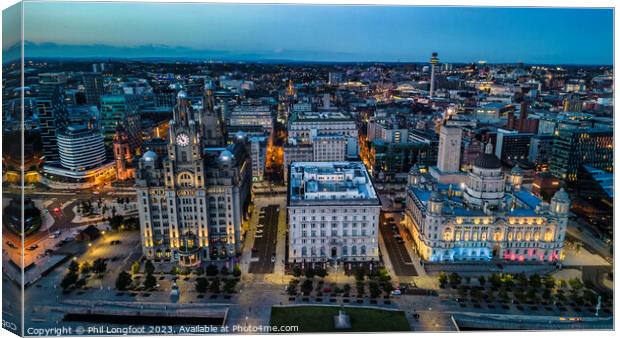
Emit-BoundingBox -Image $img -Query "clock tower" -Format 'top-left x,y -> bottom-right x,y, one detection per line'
163,90 -> 210,265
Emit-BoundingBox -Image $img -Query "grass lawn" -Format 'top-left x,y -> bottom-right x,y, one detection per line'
270,306 -> 410,332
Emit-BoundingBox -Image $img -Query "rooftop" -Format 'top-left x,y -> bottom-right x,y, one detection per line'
289,162 -> 379,206
289,111 -> 354,123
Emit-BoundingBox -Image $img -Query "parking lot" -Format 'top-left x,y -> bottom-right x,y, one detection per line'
249,205 -> 279,274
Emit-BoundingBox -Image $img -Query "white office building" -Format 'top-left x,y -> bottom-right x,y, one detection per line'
287,162 -> 381,263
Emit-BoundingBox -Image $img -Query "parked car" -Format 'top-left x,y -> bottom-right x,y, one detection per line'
26,244 -> 38,251
5,241 -> 16,248
256,229 -> 264,234
390,289 -> 402,296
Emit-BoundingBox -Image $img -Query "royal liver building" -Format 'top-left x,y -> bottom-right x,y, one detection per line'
136,88 -> 251,266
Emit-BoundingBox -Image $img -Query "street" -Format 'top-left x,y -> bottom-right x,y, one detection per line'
249,205 -> 280,274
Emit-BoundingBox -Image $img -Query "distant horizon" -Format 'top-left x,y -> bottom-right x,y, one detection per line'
2,41 -> 613,67
2,4 -> 614,65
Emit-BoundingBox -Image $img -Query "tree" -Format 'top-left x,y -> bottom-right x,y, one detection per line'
195,278 -> 208,293
220,266 -> 229,275
109,215 -> 124,230
292,266 -> 302,277
568,278 -> 584,291
232,265 -> 241,277
68,260 -> 80,274
449,272 -> 461,287
209,278 -> 221,293
478,275 -> 486,287
315,267 -> 327,278
343,284 -> 351,295
304,268 -> 316,279
529,274 -> 542,289
438,272 -> 448,288
489,273 -> 502,289
115,271 -> 132,291
60,272 -> 78,290
144,273 -> 157,290
543,275 -> 556,290
92,258 -> 107,274
516,273 -> 528,289
131,261 -> 140,276
223,279 -> 237,293
144,260 -> 155,275
80,262 -> 93,274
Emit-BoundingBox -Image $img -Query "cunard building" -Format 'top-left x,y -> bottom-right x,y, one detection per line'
136,88 -> 251,266
404,142 -> 569,263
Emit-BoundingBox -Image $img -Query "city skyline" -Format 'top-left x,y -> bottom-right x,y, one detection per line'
2,3 -> 614,65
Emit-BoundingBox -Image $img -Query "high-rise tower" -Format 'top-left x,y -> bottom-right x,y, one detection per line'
429,52 -> 439,98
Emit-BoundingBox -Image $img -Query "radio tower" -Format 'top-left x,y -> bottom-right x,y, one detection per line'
429,52 -> 439,98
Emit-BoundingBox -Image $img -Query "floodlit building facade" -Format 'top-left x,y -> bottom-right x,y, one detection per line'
404,145 -> 569,263
136,89 -> 251,266
287,162 -> 381,264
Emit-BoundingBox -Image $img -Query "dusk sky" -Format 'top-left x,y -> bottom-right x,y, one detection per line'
8,3 -> 614,64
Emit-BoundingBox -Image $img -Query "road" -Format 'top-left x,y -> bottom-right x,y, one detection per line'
249,205 -> 279,274
566,220 -> 612,263
379,218 -> 417,277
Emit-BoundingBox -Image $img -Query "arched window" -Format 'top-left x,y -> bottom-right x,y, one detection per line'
342,246 -> 348,255
311,247 -> 317,256
301,246 -> 307,256
443,227 -> 453,241
320,246 -> 326,256
544,229 -> 553,242
351,246 -> 357,255
361,245 -> 366,255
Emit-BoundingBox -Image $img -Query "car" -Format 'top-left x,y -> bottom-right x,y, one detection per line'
271,256 -> 276,263
26,245 -> 38,251
255,234 -> 263,239
44,249 -> 54,255
257,224 -> 264,228
49,234 -> 58,239
53,230 -> 61,235
5,241 -> 16,248
256,229 -> 264,234
390,289 -> 402,296
396,238 -> 404,244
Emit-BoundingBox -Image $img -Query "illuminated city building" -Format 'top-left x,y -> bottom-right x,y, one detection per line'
42,123 -> 115,189
113,125 -> 136,181
136,91 -> 251,266
403,144 -> 569,263
287,162 -> 381,264
549,127 -> 613,182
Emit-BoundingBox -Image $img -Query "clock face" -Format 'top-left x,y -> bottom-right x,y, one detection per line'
176,133 -> 190,147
